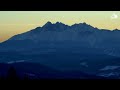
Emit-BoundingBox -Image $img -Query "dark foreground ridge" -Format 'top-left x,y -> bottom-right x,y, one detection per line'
0,62 -> 109,80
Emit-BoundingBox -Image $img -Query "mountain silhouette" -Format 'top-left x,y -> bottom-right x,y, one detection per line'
0,21 -> 120,57
1,21 -> 120,78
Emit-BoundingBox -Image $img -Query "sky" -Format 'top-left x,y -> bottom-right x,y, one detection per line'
0,11 -> 120,42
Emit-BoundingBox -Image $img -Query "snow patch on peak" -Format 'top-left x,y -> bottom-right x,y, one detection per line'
7,60 -> 25,64
98,72 -> 119,77
80,62 -> 88,67
100,66 -> 120,71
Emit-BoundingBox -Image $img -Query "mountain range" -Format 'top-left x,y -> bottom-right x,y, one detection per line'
1,21 -> 120,54
1,21 -> 120,79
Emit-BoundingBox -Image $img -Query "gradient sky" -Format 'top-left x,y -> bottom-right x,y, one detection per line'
0,11 -> 120,42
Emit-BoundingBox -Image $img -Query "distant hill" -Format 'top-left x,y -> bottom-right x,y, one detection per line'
0,62 -> 107,79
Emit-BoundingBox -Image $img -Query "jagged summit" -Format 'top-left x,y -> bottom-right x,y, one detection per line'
71,22 -> 93,27
43,21 -> 52,26
113,28 -> 119,31
41,21 -> 96,31
55,22 -> 62,24
43,21 -> 92,27
43,21 -> 68,27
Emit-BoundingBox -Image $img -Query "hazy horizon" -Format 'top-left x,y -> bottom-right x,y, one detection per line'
0,11 -> 120,42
